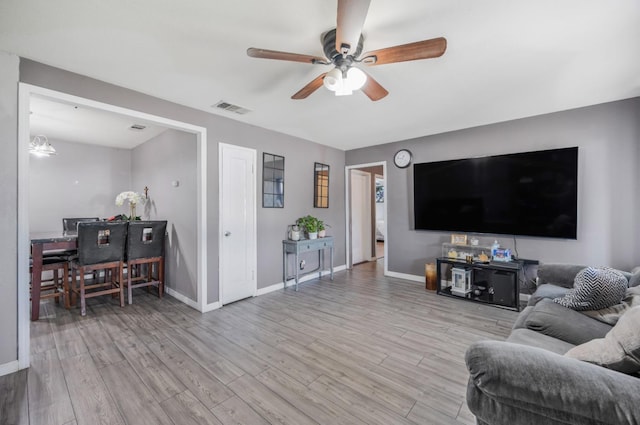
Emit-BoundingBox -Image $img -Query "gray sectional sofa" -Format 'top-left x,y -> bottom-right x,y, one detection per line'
465,263 -> 640,425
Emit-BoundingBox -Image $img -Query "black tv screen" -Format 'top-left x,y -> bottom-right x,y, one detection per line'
413,147 -> 578,239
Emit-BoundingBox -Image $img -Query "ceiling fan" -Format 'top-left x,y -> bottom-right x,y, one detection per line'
247,0 -> 446,101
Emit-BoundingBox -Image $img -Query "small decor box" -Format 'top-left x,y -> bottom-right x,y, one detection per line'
451,267 -> 472,296
492,248 -> 512,262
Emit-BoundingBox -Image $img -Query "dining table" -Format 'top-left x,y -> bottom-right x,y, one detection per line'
30,231 -> 77,321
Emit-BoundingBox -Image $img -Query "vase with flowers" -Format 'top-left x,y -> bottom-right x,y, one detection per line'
115,191 -> 145,221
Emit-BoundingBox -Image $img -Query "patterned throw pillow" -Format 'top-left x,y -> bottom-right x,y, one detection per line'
554,267 -> 627,311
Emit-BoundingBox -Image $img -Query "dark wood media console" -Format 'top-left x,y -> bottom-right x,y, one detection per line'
436,257 -> 538,311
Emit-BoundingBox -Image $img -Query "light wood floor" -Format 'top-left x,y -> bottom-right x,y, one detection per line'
2,260 -> 517,425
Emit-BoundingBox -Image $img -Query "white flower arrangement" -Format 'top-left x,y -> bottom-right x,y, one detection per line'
115,191 -> 144,206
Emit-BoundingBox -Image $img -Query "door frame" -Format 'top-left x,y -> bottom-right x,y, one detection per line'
17,83 -> 209,369
344,161 -> 388,273
218,142 -> 257,306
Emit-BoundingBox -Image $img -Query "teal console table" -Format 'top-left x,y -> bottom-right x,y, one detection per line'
282,237 -> 334,291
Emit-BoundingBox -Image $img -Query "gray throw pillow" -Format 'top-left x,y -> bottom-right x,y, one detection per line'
554,267 -> 627,311
565,305 -> 640,374
524,299 -> 611,345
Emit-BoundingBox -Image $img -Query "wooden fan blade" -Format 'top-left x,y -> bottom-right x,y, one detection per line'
292,73 -> 327,100
361,37 -> 447,66
360,71 -> 388,101
336,0 -> 370,55
247,48 -> 326,64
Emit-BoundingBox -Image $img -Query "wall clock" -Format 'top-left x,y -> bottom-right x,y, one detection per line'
393,149 -> 412,168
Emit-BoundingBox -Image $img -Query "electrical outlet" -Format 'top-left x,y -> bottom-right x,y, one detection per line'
300,260 -> 306,270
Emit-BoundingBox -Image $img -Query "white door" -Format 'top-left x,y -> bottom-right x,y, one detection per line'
350,169 -> 372,264
219,143 -> 257,304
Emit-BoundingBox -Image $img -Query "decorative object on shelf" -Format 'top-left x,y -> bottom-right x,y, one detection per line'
263,153 -> 285,208
447,248 -> 458,259
478,252 -> 490,262
491,240 -> 500,257
314,162 -> 330,208
29,134 -> 57,157
470,236 -> 479,246
451,234 -> 468,245
296,215 -> 320,239
393,149 -> 412,168
493,248 -> 512,262
425,263 -> 437,291
115,191 -> 145,221
288,224 -> 301,241
452,267 -> 472,296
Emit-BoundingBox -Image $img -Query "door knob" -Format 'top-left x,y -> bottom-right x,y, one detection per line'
224,231 -> 231,237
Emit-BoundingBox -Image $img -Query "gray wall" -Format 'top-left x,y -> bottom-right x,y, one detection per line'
346,98 -> 640,275
132,129 -> 198,301
29,139 -> 131,232
19,59 -> 347,307
0,52 -> 19,366
261,148 -> 346,285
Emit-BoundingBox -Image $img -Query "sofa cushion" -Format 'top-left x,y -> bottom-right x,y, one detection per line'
565,305 -> 640,374
511,305 -> 534,330
582,286 -> 640,325
554,267 -> 627,311
507,328 -> 575,355
528,283 -> 570,307
629,269 -> 640,288
524,299 -> 612,345
536,263 -> 588,288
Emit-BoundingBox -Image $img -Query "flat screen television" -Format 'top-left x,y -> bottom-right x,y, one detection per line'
413,147 -> 578,239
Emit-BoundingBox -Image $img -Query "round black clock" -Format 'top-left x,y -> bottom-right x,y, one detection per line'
393,149 -> 412,168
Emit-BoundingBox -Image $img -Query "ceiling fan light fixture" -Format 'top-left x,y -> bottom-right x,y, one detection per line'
323,68 -> 343,91
334,85 -> 353,96
346,67 -> 367,90
29,135 -> 57,157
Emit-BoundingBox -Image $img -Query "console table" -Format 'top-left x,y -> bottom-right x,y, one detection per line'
282,237 -> 334,291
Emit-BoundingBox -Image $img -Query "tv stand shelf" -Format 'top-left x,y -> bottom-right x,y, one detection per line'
436,257 -> 538,311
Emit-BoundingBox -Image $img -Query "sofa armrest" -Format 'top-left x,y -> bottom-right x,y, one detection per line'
465,341 -> 640,425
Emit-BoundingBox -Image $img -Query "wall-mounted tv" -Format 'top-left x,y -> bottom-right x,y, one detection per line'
413,147 -> 578,239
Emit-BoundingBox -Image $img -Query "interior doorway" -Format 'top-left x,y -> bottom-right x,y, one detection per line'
17,83 -> 208,369
345,162 -> 388,272
375,174 -> 385,260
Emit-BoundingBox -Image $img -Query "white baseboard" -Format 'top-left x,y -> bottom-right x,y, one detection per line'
201,301 -> 221,312
165,287 -> 198,309
385,270 -> 424,283
256,265 -> 347,296
256,282 -> 284,296
0,360 -> 19,377
165,287 -> 220,313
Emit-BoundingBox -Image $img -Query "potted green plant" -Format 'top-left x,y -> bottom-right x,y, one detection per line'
296,215 -> 320,239
317,220 -> 331,238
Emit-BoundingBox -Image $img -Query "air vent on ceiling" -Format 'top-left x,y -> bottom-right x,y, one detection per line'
129,124 -> 147,131
213,101 -> 251,115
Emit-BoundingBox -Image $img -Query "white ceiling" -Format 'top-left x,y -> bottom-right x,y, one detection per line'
29,94 -> 168,149
2,0 -> 639,151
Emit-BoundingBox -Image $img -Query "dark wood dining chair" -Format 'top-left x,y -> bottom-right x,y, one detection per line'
30,256 -> 70,309
62,217 -> 99,236
69,221 -> 127,316
124,221 -> 167,304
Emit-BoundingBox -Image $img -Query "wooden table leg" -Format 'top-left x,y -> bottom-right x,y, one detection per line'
31,243 -> 43,321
